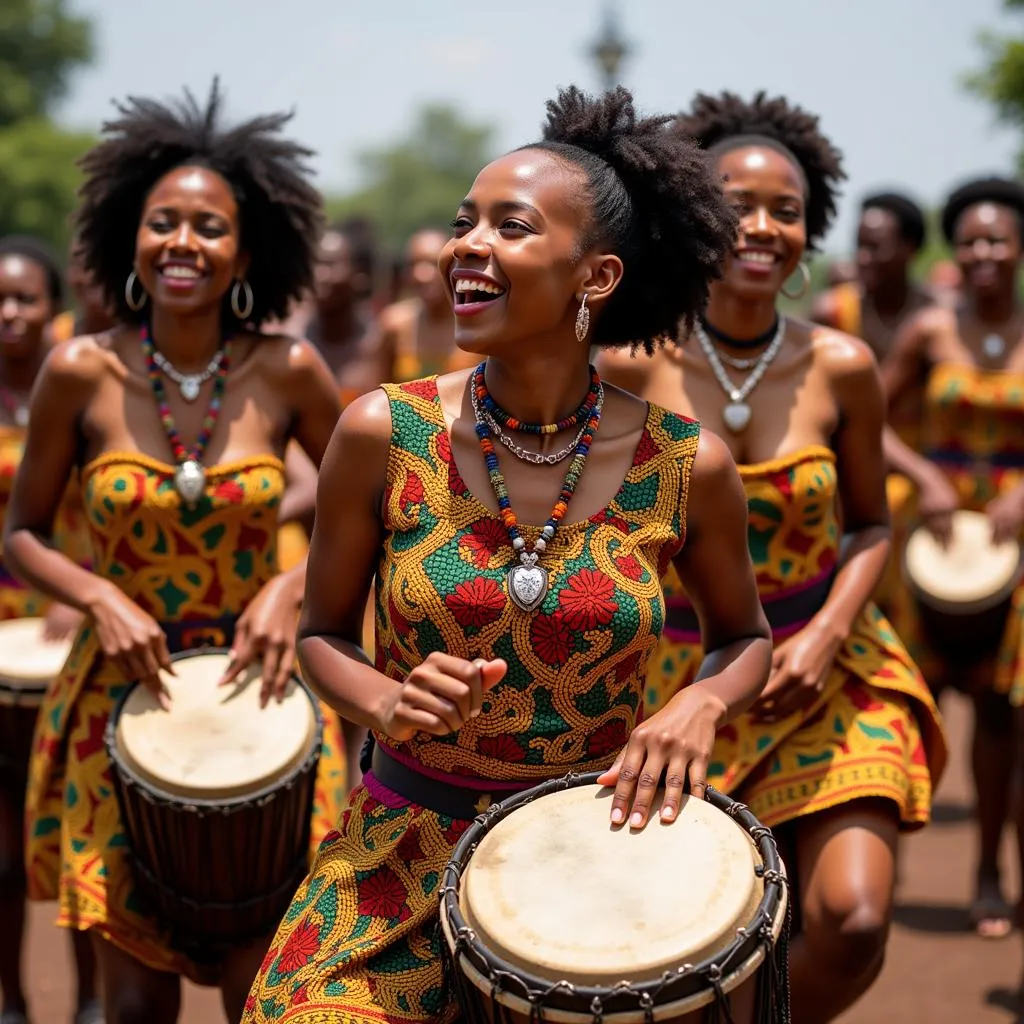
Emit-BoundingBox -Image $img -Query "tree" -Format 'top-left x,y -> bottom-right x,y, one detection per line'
967,0 -> 1024,173
0,0 -> 94,249
328,105 -> 495,253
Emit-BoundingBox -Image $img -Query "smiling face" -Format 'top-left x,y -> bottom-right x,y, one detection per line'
856,207 -> 912,293
714,145 -> 806,302
0,254 -> 53,359
439,149 -> 616,355
134,165 -> 249,316
314,229 -> 356,309
953,201 -> 1022,300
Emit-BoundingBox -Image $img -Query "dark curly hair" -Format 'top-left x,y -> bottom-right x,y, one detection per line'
520,86 -> 738,351
0,235 -> 64,308
75,79 -> 323,328
940,176 -> 1024,244
860,191 -> 926,251
676,91 -> 845,251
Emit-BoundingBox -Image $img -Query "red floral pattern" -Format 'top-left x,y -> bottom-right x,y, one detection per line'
444,577 -> 505,628
559,568 -> 618,630
477,734 -> 527,762
458,518 -> 509,569
529,613 -> 573,665
585,717 -> 629,758
357,867 -> 410,920
277,917 -> 320,974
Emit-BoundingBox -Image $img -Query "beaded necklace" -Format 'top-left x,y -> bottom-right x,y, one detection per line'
140,325 -> 231,507
472,362 -> 604,611
473,363 -> 600,434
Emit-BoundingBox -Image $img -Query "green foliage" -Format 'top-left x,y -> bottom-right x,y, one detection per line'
0,0 -> 95,251
327,105 -> 495,253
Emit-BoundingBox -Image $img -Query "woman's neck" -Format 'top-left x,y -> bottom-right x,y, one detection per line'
968,289 -> 1018,326
148,307 -> 226,370
703,291 -> 778,340
483,352 -> 594,427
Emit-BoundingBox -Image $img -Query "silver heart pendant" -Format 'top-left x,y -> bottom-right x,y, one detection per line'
507,563 -> 549,612
174,459 -> 206,506
722,400 -> 751,433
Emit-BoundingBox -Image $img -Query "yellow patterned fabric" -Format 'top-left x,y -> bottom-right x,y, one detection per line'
885,364 -> 1024,694
243,378 -> 700,1022
649,447 -> 946,830
25,452 -> 347,982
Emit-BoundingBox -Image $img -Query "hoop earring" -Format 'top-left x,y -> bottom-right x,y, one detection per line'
124,270 -> 147,312
575,293 -> 591,344
231,278 -> 254,320
780,261 -> 811,301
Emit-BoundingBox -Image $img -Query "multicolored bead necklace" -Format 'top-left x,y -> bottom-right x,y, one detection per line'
472,362 -> 601,435
140,324 -> 231,507
472,363 -> 604,612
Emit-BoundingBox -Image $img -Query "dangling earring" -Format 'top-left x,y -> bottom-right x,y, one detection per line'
575,293 -> 591,344
124,270 -> 147,312
231,278 -> 254,320
780,261 -> 811,301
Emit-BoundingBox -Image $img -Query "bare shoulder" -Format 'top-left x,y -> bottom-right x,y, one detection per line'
41,332 -> 116,393
690,427 -> 738,488
334,387 -> 394,450
806,320 -> 880,382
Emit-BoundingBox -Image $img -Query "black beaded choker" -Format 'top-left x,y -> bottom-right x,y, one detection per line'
699,315 -> 780,350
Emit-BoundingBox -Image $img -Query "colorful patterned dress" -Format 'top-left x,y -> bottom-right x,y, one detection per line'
242,378 -> 700,1023
887,363 -> 1024,696
25,452 -> 347,982
648,446 -> 946,830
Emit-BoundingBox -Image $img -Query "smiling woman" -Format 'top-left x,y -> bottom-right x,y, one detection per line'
1,82 -> 351,1023
241,86 -> 772,1024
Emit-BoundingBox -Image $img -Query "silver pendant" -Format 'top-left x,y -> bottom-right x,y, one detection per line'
507,552 -> 548,612
14,406 -> 28,428
174,459 -> 206,506
983,333 -> 1006,360
722,400 -> 752,433
179,375 -> 202,401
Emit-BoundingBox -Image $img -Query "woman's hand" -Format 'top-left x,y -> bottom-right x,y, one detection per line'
916,466 -> 959,546
753,618 -> 844,723
219,574 -> 304,707
87,580 -> 173,709
42,602 -> 85,642
986,486 -> 1024,546
380,652 -> 506,741
597,686 -> 727,829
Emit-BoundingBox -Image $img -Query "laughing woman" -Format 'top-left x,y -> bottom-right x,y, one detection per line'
4,84 -> 349,1023
601,92 -> 946,1024
243,86 -> 771,1023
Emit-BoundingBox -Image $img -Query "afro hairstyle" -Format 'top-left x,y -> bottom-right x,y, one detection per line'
940,176 -> 1024,244
860,191 -> 927,251
0,235 -> 65,308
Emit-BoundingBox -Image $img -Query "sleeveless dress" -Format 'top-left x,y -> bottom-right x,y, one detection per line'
648,447 -> 946,830
25,452 -> 348,982
888,363 -> 1024,695
242,378 -> 700,1023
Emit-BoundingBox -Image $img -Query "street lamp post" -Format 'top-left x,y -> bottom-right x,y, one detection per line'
589,3 -> 630,92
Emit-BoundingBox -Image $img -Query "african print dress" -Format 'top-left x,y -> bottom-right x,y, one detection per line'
25,452 -> 347,982
648,446 -> 946,830
887,363 -> 1024,697
243,378 -> 700,1023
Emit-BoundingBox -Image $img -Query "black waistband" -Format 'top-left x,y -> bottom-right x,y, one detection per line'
665,569 -> 834,638
158,615 -> 237,656
369,743 -> 533,821
926,449 -> 1024,470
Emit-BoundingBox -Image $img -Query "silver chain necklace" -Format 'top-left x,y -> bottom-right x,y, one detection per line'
694,317 -> 786,433
470,384 -> 598,465
150,347 -> 226,402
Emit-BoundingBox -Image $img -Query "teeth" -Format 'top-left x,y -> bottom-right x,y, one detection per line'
737,252 -> 776,265
162,266 -> 201,279
454,278 -> 504,296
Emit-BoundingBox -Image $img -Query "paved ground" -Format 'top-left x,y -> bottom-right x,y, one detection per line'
17,690 -> 1024,1023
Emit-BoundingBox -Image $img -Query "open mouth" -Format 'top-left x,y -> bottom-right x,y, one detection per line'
453,274 -> 507,315
734,250 -> 780,270
158,264 -> 205,290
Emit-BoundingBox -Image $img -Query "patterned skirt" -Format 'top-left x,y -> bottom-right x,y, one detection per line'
26,627 -> 348,983
243,779 -> 465,1023
652,605 -> 947,830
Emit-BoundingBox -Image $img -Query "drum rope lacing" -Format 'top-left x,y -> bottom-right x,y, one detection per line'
440,772 -> 793,1023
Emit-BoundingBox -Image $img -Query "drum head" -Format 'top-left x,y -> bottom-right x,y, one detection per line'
905,510 -> 1021,606
0,617 -> 73,690
460,786 -> 763,987
114,652 -> 317,800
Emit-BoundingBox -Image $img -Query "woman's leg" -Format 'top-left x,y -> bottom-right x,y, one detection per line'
91,933 -> 180,1024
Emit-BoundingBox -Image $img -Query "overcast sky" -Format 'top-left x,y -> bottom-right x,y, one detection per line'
59,0 -> 1020,253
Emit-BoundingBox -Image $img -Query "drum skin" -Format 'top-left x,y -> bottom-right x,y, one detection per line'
105,649 -> 323,959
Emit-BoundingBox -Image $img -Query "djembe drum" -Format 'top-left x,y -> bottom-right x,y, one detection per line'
106,648 -> 322,962
440,772 -> 790,1023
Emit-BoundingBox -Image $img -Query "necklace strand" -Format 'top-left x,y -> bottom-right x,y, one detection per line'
149,345 -> 226,402
473,362 -> 601,434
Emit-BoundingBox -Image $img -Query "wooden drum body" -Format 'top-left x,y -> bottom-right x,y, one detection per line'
105,648 -> 322,961
441,773 -> 790,1023
0,618 -> 72,774
903,510 -> 1023,666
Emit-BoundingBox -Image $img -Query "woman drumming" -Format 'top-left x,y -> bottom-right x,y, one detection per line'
601,91 -> 946,1023
4,84 -> 349,1023
883,177 -> 1024,940
0,236 -> 99,1024
243,86 -> 772,1023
